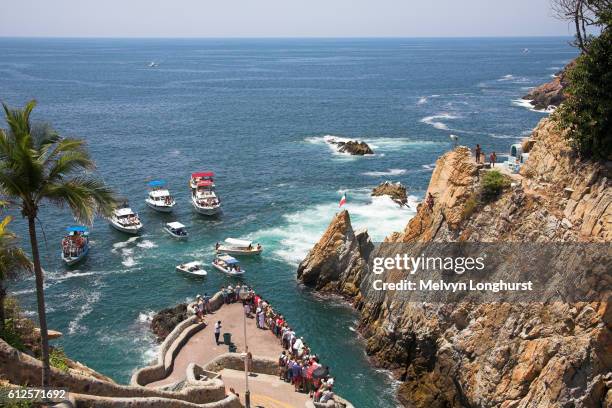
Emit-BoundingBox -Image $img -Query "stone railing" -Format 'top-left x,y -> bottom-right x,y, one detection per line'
203,353 -> 278,376
0,338 -> 228,405
131,290 -> 225,388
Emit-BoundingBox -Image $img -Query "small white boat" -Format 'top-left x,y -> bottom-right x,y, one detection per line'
215,238 -> 262,256
148,61 -> 158,68
61,226 -> 90,266
211,254 -> 245,276
176,261 -> 207,277
192,179 -> 221,216
189,171 -> 215,189
145,180 -> 176,213
109,205 -> 143,235
164,222 -> 188,240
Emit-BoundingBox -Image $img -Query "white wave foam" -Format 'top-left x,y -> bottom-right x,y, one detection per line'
138,310 -> 155,324
511,99 -> 555,114
112,236 -> 140,251
136,240 -> 157,249
417,96 -> 428,105
421,163 -> 436,171
498,74 -> 515,81
362,168 -> 407,177
122,257 -> 136,267
68,290 -> 101,335
420,113 -> 459,131
255,194 -> 416,265
49,271 -> 96,281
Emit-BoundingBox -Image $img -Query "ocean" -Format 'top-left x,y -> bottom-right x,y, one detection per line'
0,37 -> 575,407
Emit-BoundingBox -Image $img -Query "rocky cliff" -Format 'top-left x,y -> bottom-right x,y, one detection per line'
298,117 -> 611,407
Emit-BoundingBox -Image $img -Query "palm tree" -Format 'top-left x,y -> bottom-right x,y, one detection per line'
0,213 -> 32,333
0,100 -> 116,387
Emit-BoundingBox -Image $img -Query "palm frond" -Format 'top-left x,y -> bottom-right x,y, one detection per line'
0,216 -> 32,281
40,176 -> 117,224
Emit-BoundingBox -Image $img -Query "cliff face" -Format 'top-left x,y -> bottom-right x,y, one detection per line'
298,118 -> 612,407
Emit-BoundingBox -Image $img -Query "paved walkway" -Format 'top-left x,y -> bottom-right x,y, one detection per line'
220,369 -> 310,408
146,302 -> 282,388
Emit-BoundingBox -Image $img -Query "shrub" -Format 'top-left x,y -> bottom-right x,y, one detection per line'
461,194 -> 479,221
49,347 -> 70,373
481,170 -> 510,201
554,23 -> 612,160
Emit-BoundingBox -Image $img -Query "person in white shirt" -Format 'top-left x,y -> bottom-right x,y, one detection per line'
214,320 -> 222,345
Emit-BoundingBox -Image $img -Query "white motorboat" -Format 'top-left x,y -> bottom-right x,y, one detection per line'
145,180 -> 176,213
61,226 -> 90,266
189,171 -> 215,189
215,238 -> 262,256
176,261 -> 207,277
211,254 -> 245,276
191,179 -> 221,216
109,205 -> 143,235
164,222 -> 188,240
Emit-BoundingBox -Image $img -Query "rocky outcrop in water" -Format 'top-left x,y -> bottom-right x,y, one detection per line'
330,139 -> 374,155
151,303 -> 189,341
297,210 -> 373,298
522,61 -> 574,111
372,181 -> 408,206
298,117 -> 612,407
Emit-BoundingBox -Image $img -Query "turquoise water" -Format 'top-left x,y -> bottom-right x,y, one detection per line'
1,38 -> 575,407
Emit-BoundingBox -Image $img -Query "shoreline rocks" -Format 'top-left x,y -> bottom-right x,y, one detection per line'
371,181 -> 408,206
522,61 -> 574,110
150,303 -> 189,342
328,138 -> 374,155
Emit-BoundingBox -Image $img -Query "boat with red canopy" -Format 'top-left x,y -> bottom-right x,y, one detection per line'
191,177 -> 221,215
189,171 -> 215,189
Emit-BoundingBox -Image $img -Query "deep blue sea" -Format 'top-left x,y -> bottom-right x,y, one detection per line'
0,37 -> 575,407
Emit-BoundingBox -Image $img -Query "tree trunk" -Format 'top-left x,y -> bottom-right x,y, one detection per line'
27,215 -> 50,388
0,281 -> 6,333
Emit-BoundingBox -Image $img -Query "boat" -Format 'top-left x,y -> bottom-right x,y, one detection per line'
148,61 -> 158,68
109,204 -> 143,234
145,180 -> 176,213
164,221 -> 188,240
211,254 -> 245,276
215,238 -> 262,256
61,226 -> 90,266
191,179 -> 221,215
176,261 -> 207,277
189,171 -> 215,189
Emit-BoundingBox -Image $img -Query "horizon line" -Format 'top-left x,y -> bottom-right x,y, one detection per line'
0,35 -> 573,40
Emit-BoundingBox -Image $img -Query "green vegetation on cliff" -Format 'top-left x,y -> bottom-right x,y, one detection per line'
554,9 -> 611,159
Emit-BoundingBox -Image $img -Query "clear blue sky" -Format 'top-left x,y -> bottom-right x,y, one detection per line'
0,0 -> 572,38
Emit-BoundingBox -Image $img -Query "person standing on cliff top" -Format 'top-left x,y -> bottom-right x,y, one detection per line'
475,144 -> 482,163
490,152 -> 497,167
214,320 -> 222,345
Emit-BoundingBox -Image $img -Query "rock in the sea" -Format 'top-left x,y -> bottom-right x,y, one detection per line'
150,303 -> 189,341
522,61 -> 574,110
297,210 -> 373,297
330,139 -> 374,155
371,181 -> 408,205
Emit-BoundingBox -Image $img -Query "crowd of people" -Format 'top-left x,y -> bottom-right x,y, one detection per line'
195,285 -> 339,404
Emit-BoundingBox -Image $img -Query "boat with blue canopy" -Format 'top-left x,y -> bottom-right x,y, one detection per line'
145,179 -> 176,213
211,254 -> 245,276
61,226 -> 90,266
